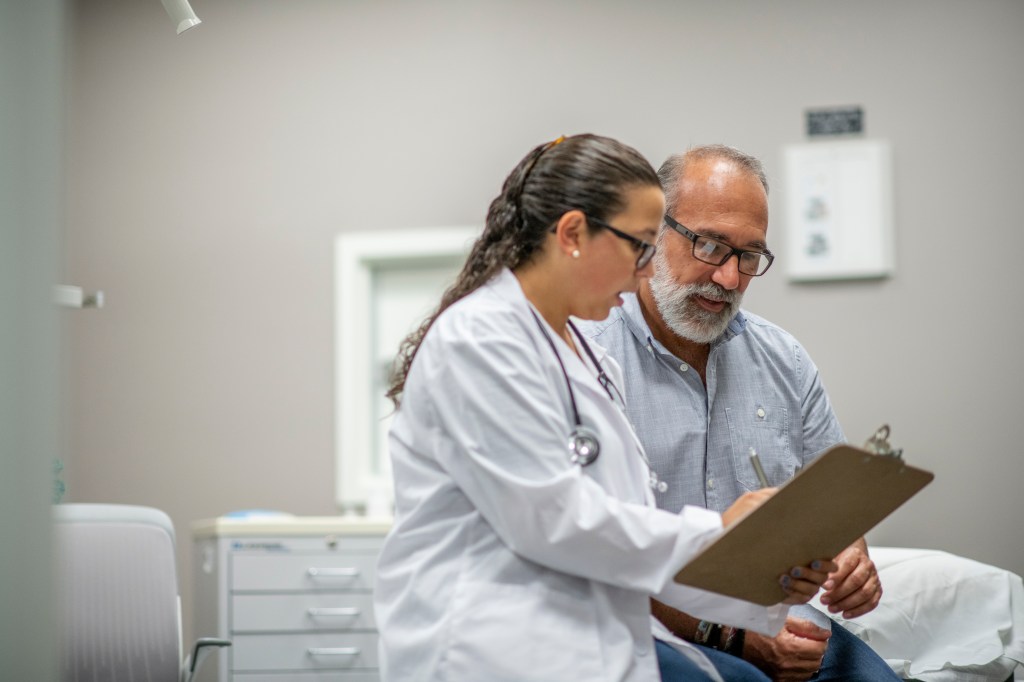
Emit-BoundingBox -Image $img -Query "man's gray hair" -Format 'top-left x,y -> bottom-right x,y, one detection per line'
657,144 -> 769,219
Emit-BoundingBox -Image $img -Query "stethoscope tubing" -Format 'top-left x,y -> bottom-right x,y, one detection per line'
529,309 -> 619,467
527,306 -> 668,493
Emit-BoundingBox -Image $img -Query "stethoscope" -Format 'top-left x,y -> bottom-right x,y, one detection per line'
529,309 -> 668,493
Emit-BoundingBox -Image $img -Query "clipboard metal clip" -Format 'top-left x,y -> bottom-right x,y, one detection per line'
864,424 -> 903,459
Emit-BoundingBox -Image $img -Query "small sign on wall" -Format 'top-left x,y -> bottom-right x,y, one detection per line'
806,106 -> 864,136
782,139 -> 894,281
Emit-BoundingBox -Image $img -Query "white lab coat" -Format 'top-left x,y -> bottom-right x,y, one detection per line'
374,268 -> 785,682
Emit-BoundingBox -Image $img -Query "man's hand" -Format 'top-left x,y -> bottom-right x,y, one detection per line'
819,538 -> 882,618
743,616 -> 831,682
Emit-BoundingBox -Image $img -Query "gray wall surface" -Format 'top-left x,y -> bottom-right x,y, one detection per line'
64,0 -> 1024,645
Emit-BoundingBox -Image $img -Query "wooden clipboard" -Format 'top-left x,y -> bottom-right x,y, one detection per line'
673,444 -> 934,605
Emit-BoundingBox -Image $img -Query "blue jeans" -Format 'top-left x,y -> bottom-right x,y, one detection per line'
656,622 -> 900,681
656,639 -> 768,681
815,621 -> 900,681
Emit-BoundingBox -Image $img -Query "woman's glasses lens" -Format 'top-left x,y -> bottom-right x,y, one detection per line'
586,215 -> 657,270
637,245 -> 656,269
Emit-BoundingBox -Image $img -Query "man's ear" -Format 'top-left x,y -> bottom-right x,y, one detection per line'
552,210 -> 587,258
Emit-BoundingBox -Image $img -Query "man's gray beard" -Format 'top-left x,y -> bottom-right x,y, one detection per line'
649,257 -> 743,344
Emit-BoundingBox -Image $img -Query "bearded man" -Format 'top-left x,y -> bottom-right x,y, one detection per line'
579,145 -> 899,682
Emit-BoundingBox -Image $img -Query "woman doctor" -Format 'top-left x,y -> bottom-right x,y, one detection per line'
374,134 -> 834,681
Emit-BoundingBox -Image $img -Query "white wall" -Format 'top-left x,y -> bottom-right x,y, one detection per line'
65,0 -> 1024,645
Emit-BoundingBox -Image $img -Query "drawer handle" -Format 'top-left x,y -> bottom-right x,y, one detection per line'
308,607 -> 361,617
308,647 -> 360,656
307,567 -> 359,578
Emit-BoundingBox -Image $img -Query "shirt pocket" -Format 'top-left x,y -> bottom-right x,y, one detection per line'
441,579 -> 605,681
725,403 -> 794,492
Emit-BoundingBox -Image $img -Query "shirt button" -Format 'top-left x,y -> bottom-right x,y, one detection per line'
679,363 -> 689,372
707,478 -> 714,489
757,408 -> 766,419
646,344 -> 654,353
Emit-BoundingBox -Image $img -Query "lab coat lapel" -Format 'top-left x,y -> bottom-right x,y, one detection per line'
490,269 -> 601,399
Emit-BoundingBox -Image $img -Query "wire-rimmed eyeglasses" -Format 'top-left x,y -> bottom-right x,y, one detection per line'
663,214 -> 774,277
585,215 -> 657,270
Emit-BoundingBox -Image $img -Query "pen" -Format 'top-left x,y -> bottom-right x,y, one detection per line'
749,447 -> 770,488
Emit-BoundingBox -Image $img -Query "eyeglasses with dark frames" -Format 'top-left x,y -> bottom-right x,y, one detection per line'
585,215 -> 658,270
663,214 -> 774,277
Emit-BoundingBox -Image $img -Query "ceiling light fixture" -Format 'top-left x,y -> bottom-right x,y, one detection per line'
161,0 -> 201,34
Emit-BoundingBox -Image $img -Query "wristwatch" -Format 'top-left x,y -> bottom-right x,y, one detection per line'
695,620 -> 745,656
721,625 -> 746,656
694,620 -> 722,648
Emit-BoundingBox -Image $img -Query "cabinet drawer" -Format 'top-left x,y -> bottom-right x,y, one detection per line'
232,632 -> 379,671
233,673 -> 379,682
232,593 -> 376,631
232,552 -> 378,591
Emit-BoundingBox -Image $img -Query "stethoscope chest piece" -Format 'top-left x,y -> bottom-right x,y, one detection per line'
568,425 -> 601,466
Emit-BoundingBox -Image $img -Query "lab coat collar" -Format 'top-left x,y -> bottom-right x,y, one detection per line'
492,268 -> 623,407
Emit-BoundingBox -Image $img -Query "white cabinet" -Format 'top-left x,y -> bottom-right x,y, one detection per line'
192,517 -> 390,682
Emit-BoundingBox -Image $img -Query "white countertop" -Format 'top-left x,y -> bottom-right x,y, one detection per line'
191,515 -> 392,538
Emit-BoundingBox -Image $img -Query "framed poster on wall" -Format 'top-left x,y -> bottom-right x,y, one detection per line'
782,140 -> 894,281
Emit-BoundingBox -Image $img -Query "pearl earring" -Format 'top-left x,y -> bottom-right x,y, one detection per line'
571,249 -> 580,259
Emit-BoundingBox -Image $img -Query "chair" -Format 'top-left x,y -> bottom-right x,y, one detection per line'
53,503 -> 230,682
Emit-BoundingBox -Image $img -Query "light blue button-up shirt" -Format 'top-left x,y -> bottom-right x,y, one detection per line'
578,293 -> 844,514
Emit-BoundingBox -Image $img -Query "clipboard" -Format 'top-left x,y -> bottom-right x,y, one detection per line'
673,442 -> 934,605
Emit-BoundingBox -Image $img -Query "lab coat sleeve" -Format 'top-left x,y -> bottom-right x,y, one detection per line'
412,309 -> 721,596
653,579 -> 789,636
